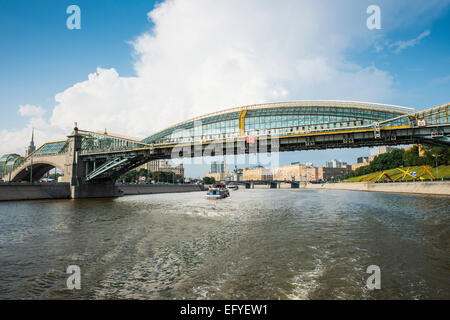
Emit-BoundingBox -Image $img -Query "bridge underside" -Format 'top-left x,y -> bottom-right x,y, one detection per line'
3,100 -> 449,198
11,163 -> 56,182
80,125 -> 450,182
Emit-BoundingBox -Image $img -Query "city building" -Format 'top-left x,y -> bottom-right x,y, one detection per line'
147,159 -> 160,172
370,146 -> 397,156
242,166 -> 272,181
249,161 -> 352,182
168,164 -> 184,177
325,159 -> 347,168
206,161 -> 228,181
351,162 -> 369,171
351,156 -> 371,170
137,160 -> 184,179
210,161 -> 226,174
357,156 -> 369,163
303,167 -> 319,181
317,166 -> 351,181
230,167 -> 243,182
26,129 -> 36,157
272,163 -> 305,181
205,172 -> 225,182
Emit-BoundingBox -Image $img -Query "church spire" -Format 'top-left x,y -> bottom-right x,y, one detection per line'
27,128 -> 36,156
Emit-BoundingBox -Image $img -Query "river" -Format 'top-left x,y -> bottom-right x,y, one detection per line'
0,189 -> 448,299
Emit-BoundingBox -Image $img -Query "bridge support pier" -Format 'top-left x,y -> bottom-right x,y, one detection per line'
68,126 -> 122,199
245,182 -> 255,189
70,179 -> 122,199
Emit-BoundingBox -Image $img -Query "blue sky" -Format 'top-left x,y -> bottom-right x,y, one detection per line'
0,0 -> 155,130
0,0 -> 449,177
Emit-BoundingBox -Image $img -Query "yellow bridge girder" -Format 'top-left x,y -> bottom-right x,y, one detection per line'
364,165 -> 436,182
239,109 -> 247,136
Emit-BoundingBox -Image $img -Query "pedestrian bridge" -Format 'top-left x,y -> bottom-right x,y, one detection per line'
1,100 -> 449,198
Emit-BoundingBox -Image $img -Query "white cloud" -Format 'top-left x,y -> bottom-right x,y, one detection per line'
1,0 -> 449,156
390,30 -> 431,53
1,105 -> 64,156
18,104 -> 45,117
49,0 -> 394,140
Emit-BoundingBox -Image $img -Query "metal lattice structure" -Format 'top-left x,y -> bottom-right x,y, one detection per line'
0,154 -> 23,180
1,100 -> 449,184
78,129 -> 151,155
142,100 -> 414,146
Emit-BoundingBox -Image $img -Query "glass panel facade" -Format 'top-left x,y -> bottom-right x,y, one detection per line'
79,131 -> 149,154
142,104 -> 410,145
0,154 -> 23,179
34,141 -> 68,156
413,105 -> 449,126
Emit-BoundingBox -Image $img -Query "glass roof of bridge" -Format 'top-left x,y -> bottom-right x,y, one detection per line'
0,154 -> 23,179
142,101 -> 414,144
31,141 -> 68,157
77,130 -> 150,154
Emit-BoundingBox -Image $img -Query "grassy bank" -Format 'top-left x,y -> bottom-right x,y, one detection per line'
344,165 -> 450,182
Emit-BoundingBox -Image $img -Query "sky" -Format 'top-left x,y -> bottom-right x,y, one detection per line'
0,0 -> 449,178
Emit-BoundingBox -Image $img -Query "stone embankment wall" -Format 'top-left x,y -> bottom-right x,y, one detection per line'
303,181 -> 450,195
0,183 -> 71,201
119,184 -> 204,195
0,183 -> 204,201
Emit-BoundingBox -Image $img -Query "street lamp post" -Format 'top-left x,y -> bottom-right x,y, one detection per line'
435,154 -> 442,179
30,154 -> 33,184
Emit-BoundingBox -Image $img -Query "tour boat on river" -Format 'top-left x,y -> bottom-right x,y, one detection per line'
206,184 -> 230,199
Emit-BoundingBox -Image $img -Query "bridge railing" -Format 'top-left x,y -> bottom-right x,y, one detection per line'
380,102 -> 450,129
411,102 -> 449,126
78,130 -> 151,155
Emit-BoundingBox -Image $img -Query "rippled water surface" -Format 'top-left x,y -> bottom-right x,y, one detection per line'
0,189 -> 449,299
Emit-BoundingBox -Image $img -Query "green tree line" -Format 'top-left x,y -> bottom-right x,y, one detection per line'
118,168 -> 184,183
202,176 -> 216,184
349,145 -> 450,178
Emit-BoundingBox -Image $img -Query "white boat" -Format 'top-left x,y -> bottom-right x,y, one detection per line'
206,184 -> 230,199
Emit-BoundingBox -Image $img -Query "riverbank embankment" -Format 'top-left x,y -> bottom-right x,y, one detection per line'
0,183 -> 71,201
119,184 -> 204,195
0,183 -> 204,201
303,181 -> 450,195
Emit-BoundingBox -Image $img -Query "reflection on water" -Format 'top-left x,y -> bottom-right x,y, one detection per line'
0,189 -> 448,299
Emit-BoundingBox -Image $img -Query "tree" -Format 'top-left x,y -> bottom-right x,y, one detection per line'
118,169 -> 138,183
203,176 -> 215,184
402,145 -> 423,166
137,168 -> 148,178
348,144 -> 450,179
422,146 -> 450,167
368,148 -> 404,172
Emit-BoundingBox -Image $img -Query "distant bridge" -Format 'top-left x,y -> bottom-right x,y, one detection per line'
1,100 -> 449,198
